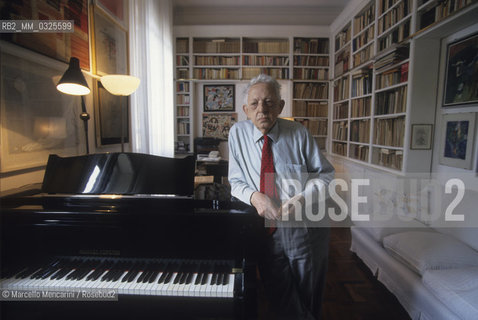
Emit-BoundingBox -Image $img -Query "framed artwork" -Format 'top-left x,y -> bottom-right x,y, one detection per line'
443,33 -> 478,106
95,0 -> 128,30
94,80 -> 129,146
203,85 -> 235,112
439,113 -> 476,169
0,44 -> 85,172
93,7 -> 128,75
0,0 -> 90,70
202,113 -> 237,140
410,124 -> 433,150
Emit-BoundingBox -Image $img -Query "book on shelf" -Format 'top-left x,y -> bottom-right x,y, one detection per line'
176,82 -> 190,92
243,40 -> 289,54
294,83 -> 328,100
293,68 -> 328,80
332,142 -> 347,156
351,68 -> 373,97
378,0 -> 410,34
333,77 -> 350,101
243,67 -> 289,79
334,102 -> 349,119
373,117 -> 405,147
378,21 -> 410,52
195,56 -> 240,66
374,148 -> 403,170
351,97 -> 371,117
375,86 -> 408,115
335,25 -> 351,51
419,0 -> 475,30
350,119 -> 370,143
350,144 -> 369,161
294,38 -> 329,54
374,45 -> 409,71
193,39 -> 240,53
332,121 -> 348,141
353,4 -> 375,35
176,39 -> 189,53
193,68 -> 239,80
334,47 -> 350,77
176,94 -> 190,104
294,55 -> 329,67
243,56 -> 289,66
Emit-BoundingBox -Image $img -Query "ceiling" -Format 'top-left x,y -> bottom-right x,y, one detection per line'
173,0 -> 352,26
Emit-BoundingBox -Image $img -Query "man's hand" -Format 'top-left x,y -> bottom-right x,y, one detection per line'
250,192 -> 280,220
279,194 -> 305,220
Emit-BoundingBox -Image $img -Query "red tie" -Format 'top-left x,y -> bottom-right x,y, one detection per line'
260,135 -> 277,234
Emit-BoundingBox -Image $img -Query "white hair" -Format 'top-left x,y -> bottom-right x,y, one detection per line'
243,74 -> 282,104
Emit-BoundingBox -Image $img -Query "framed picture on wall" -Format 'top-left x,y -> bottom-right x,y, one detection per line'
93,7 -> 128,75
0,0 -> 90,70
0,44 -> 85,172
94,80 -> 129,146
410,124 -> 433,150
202,113 -> 237,140
443,33 -> 478,107
203,85 -> 235,112
439,113 -> 476,169
95,0 -> 128,30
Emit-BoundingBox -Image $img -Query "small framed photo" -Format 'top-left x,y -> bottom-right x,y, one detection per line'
203,85 -> 235,112
443,33 -> 478,107
410,124 -> 433,150
439,113 -> 476,169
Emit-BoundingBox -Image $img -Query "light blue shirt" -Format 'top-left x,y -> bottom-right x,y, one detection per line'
228,118 -> 335,205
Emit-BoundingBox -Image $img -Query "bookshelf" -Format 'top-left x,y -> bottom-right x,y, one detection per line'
242,38 -> 290,80
416,0 -> 476,32
292,37 -> 329,151
330,0 -> 415,172
175,39 -> 194,154
193,38 -> 241,80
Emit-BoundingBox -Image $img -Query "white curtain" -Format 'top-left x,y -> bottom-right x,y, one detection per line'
129,0 -> 174,157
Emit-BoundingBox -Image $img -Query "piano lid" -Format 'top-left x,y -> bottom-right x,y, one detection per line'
41,153 -> 195,196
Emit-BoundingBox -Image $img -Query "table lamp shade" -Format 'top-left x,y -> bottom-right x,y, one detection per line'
100,75 -> 140,96
57,57 -> 90,96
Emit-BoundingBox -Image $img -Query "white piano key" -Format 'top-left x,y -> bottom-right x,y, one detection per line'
226,274 -> 235,298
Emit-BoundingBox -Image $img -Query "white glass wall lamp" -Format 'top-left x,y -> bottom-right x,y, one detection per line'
56,57 -> 91,154
100,75 -> 140,152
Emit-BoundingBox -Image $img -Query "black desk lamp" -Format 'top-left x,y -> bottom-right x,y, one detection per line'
56,57 -> 91,154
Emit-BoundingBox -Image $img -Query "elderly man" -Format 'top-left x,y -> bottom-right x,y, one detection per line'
228,74 -> 334,319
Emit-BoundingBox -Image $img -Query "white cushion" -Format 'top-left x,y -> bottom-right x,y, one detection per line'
355,216 -> 430,242
423,268 -> 478,320
383,231 -> 478,275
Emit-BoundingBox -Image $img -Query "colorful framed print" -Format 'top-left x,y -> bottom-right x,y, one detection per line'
439,113 -> 476,169
443,33 -> 478,106
202,113 -> 237,140
203,85 -> 235,112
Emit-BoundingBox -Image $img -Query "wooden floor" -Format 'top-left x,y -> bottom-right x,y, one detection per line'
256,227 -> 411,320
321,228 -> 411,320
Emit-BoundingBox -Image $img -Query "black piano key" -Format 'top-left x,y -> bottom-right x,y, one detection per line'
122,262 -> 139,282
185,272 -> 194,284
222,273 -> 229,285
157,262 -> 170,284
216,273 -> 224,286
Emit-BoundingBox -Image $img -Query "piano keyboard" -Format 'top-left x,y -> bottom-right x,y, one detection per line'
0,257 -> 237,298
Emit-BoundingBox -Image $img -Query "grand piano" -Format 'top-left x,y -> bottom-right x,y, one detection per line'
0,153 -> 261,320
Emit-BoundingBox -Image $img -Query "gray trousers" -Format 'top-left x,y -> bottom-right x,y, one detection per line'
258,226 -> 330,320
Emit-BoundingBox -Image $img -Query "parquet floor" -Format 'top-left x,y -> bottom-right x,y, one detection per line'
320,228 -> 411,320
